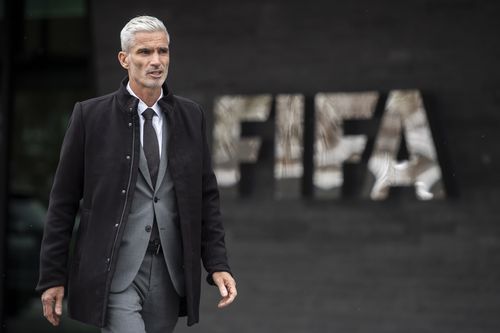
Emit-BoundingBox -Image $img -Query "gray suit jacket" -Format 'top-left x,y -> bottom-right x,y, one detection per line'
110,117 -> 185,296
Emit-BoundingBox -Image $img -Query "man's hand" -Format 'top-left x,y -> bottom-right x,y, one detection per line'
212,271 -> 237,308
41,286 -> 65,326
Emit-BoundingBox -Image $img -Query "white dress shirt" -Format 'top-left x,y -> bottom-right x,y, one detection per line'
127,83 -> 164,158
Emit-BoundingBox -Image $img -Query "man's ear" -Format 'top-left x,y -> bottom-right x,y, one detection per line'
118,51 -> 129,69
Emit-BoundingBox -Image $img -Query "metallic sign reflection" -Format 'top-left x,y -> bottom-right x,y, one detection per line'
275,94 -> 304,198
212,90 -> 446,200
367,90 -> 445,200
213,95 -> 272,186
314,92 -> 378,198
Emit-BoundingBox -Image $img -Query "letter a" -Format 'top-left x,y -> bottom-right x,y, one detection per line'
367,90 -> 445,200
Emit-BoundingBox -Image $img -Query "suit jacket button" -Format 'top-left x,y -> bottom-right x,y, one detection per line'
154,197 -> 159,203
145,225 -> 152,232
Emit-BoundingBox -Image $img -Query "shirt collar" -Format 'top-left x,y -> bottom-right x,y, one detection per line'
126,82 -> 163,117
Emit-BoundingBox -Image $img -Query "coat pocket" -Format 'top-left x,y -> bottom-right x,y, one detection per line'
74,208 -> 91,262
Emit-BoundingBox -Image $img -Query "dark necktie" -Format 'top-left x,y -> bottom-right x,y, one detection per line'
142,108 -> 160,187
142,108 -> 161,243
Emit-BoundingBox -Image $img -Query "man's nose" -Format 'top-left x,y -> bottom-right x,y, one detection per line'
150,51 -> 161,65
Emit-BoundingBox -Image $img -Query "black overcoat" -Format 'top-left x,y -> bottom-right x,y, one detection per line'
36,78 -> 232,327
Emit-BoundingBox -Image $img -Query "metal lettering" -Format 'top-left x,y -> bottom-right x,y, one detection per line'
367,90 -> 445,200
213,95 -> 272,186
212,90 -> 446,200
274,94 -> 304,198
314,92 -> 379,198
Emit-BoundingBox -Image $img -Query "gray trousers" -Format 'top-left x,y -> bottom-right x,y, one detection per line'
102,250 -> 180,333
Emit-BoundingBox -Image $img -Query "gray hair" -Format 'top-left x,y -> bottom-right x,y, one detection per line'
120,15 -> 170,52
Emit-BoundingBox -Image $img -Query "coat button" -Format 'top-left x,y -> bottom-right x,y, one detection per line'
126,155 -> 130,160
154,197 -> 159,203
145,225 -> 152,232
114,223 -> 119,228
128,122 -> 132,127
121,189 -> 126,194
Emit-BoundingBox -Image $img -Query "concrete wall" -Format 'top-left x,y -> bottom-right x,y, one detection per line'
90,1 -> 500,332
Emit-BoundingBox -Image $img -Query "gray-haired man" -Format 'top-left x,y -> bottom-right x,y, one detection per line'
37,15 -> 237,333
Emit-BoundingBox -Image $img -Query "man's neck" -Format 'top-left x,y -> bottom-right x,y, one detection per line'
129,81 -> 162,107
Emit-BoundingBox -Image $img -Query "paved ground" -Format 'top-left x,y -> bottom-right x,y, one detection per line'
6,196 -> 500,333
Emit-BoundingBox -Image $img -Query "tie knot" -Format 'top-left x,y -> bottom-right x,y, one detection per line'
142,108 -> 156,120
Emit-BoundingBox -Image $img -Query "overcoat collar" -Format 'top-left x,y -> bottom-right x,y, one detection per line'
116,77 -> 176,114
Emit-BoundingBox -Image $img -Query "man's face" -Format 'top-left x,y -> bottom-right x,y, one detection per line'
118,31 -> 170,91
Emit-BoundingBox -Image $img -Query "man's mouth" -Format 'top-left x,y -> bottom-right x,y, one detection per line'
147,70 -> 163,78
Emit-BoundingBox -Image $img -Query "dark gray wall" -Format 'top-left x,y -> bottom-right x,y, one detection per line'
90,1 -> 500,332
91,0 -> 499,198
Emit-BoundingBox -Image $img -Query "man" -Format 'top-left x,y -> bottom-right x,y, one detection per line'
36,15 -> 237,333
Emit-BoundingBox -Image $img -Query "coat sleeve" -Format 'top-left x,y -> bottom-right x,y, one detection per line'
198,106 -> 233,285
36,102 -> 85,293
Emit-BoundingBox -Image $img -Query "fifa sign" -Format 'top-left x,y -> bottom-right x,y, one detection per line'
212,90 -> 446,200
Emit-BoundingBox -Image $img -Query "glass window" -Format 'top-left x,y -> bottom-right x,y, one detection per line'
5,0 -> 97,331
